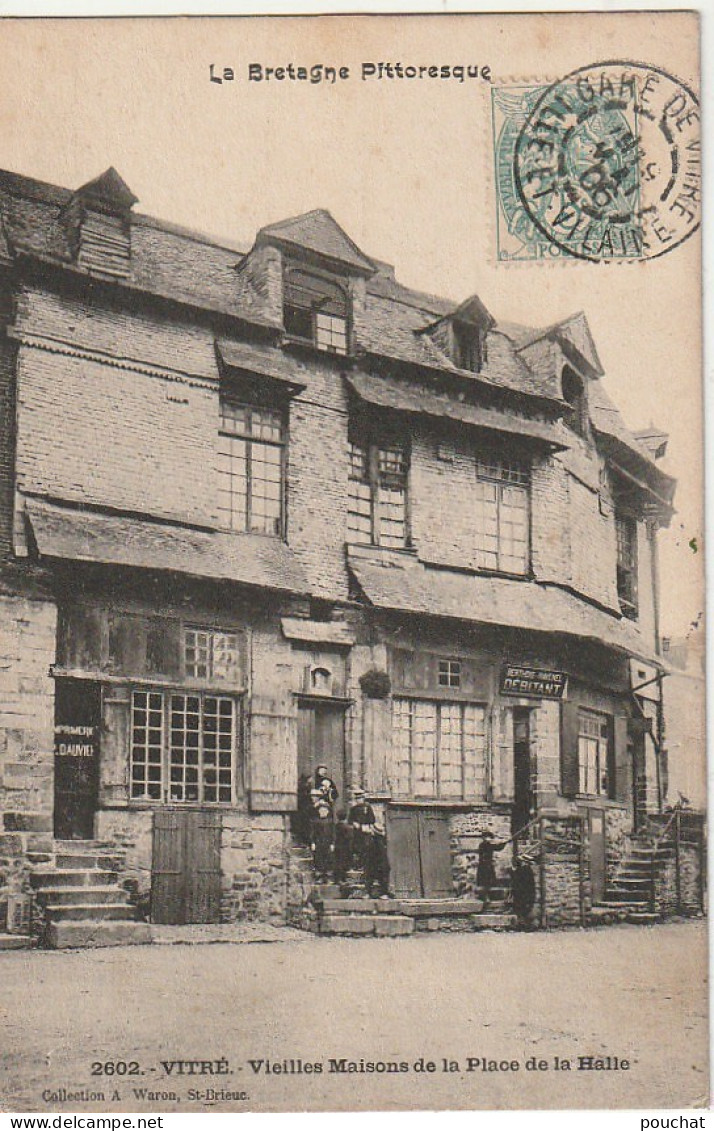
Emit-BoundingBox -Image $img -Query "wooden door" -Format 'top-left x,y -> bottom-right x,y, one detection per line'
152,810 -> 222,924
386,809 -> 422,897
297,701 -> 345,801
53,679 -> 101,841
386,809 -> 453,897
418,811 -> 453,897
588,808 -> 607,903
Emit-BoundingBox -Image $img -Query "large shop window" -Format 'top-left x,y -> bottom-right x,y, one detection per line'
131,690 -> 240,804
474,454 -> 530,574
577,708 -> 613,798
348,437 -> 409,548
218,402 -> 284,536
283,266 -> 349,355
390,697 -> 487,800
615,512 -> 638,619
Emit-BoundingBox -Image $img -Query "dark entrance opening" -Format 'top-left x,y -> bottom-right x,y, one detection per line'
53,678 -> 101,840
512,707 -> 533,836
294,699 -> 346,843
386,808 -> 453,898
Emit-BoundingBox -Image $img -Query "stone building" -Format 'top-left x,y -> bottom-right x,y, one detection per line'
0,165 -> 697,943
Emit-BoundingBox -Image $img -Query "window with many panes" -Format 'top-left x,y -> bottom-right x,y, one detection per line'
438,659 -> 461,688
130,689 -> 239,804
284,266 -> 349,355
615,512 -> 638,619
577,708 -> 612,797
389,698 -> 487,800
474,453 -> 530,574
348,435 -> 409,548
184,628 -> 241,684
218,401 -> 284,536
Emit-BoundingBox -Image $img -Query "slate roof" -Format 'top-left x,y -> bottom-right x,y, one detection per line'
216,339 -> 308,393
257,209 -> 376,275
356,295 -> 563,403
499,312 -> 604,377
588,382 -> 676,502
25,496 -> 310,595
0,164 -> 665,473
345,371 -> 568,448
347,546 -> 657,662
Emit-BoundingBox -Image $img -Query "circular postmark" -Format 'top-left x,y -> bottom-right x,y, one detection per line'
513,61 -> 700,261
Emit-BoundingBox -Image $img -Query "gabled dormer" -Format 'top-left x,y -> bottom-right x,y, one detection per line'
61,167 -> 137,279
420,293 -> 495,374
253,209 -> 375,357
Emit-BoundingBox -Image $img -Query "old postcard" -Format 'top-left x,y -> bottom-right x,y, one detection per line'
0,9 -> 706,1116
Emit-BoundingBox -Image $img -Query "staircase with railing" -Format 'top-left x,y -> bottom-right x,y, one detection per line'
590,807 -> 706,924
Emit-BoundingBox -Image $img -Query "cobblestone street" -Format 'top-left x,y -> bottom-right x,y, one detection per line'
0,920 -> 707,1113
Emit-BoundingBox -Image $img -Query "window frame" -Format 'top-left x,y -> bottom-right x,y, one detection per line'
615,510 -> 639,620
577,707 -> 613,799
473,451 -> 531,576
129,686 -> 244,806
437,659 -> 462,689
183,626 -> 243,686
453,320 -> 483,373
390,695 -> 488,802
217,399 -> 286,538
347,429 -> 410,549
283,264 -> 350,356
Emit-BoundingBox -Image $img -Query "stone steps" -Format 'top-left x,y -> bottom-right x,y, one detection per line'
30,869 -> 119,888
46,920 -> 152,949
55,853 -> 103,870
31,842 -> 146,949
34,886 -> 131,906
0,933 -> 33,950
45,903 -> 137,922
308,891 -> 514,936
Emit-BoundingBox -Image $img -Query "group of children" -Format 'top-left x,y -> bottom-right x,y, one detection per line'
295,769 -> 537,922
297,765 -> 392,898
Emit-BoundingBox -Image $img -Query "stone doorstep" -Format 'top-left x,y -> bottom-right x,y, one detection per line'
30,869 -> 119,888
398,899 -> 484,916
318,913 -> 378,936
0,933 -> 34,950
45,920 -> 152,949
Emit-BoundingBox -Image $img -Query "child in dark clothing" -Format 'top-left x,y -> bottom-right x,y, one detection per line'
333,809 -> 353,890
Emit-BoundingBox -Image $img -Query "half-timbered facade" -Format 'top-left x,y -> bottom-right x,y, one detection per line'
0,167 -> 684,934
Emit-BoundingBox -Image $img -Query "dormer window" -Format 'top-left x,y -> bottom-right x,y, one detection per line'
562,366 -> 588,436
283,265 -> 349,355
454,321 -> 483,373
61,168 -> 137,280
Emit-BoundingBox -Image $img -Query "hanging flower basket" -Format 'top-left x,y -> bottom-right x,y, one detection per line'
359,668 -> 391,699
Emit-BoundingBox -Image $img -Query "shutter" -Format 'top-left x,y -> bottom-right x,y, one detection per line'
492,705 -> 514,801
248,695 -> 297,811
101,684 -> 132,804
613,715 -> 630,803
363,698 -> 391,794
560,699 -> 581,797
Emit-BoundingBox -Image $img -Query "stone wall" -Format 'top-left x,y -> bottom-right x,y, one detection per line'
94,808 -> 152,918
541,814 -> 584,927
221,812 -> 288,923
605,806 -> 632,887
450,809 -> 511,898
679,842 -> 704,915
0,593 -> 57,929
653,852 -> 678,918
